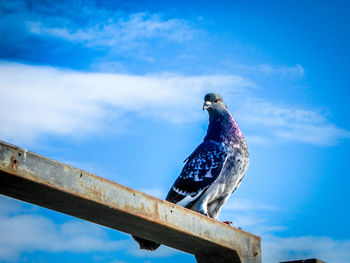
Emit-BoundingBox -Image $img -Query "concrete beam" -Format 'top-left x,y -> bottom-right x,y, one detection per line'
0,141 -> 261,263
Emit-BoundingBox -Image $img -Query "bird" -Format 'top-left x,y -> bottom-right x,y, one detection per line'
133,93 -> 249,251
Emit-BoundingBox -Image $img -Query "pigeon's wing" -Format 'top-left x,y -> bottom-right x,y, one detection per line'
166,140 -> 228,208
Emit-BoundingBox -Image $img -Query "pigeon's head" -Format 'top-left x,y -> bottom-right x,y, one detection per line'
203,93 -> 227,112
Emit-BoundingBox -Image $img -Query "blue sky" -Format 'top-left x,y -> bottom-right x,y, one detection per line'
1,0 -> 350,262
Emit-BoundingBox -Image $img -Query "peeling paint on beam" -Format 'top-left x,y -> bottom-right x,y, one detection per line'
0,141 -> 261,263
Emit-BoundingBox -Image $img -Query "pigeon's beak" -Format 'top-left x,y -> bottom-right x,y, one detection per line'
203,101 -> 212,110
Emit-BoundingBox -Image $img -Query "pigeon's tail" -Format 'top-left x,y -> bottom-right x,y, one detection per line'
132,235 -> 160,251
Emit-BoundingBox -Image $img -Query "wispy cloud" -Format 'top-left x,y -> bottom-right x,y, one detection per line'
238,99 -> 350,145
2,196 -> 349,263
128,244 -> 179,258
0,62 -> 251,143
223,198 -> 279,212
26,12 -> 194,49
229,64 -> 305,78
263,235 -> 350,263
0,196 -> 182,262
0,197 -> 128,262
0,0 -> 195,61
0,196 -> 183,261
219,197 -> 350,263
0,62 -> 348,146
0,0 -> 309,79
219,197 -> 281,231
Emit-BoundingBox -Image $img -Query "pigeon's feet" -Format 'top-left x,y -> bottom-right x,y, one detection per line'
221,221 -> 243,229
195,206 -> 209,217
203,212 -> 209,217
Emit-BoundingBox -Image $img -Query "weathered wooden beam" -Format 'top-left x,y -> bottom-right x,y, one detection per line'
0,140 -> 261,263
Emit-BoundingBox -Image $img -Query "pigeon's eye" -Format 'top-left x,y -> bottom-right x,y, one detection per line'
214,98 -> 219,103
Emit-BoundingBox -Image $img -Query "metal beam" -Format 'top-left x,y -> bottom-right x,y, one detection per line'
0,141 -> 261,263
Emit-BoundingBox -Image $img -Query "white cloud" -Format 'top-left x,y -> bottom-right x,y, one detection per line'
218,197 -> 350,263
0,196 -> 182,262
223,198 -> 279,212
109,260 -> 129,263
0,1 -> 198,63
229,63 -> 305,78
0,62 -> 251,143
25,11 -> 194,51
0,62 -> 348,146
238,100 -> 350,145
263,235 -> 350,263
129,243 -> 179,258
0,200 -> 128,261
218,198 -> 281,231
0,196 -> 22,215
257,64 -> 305,76
1,196 -> 349,263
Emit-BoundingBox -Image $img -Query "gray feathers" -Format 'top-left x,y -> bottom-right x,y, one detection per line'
133,93 -> 249,250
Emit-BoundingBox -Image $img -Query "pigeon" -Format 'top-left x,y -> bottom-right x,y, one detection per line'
133,93 -> 249,251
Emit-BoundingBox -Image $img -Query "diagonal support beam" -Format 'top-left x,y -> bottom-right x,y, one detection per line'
0,141 -> 261,263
